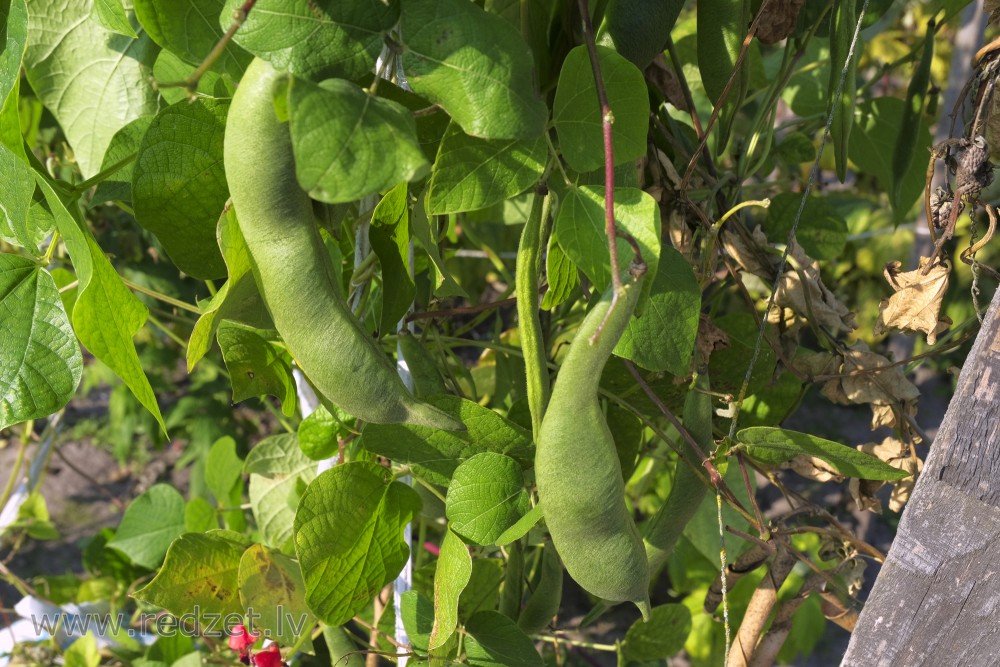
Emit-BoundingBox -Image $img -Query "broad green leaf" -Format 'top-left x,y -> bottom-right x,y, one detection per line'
289,77 -> 428,204
238,544 -> 314,646
400,0 -> 547,140
765,192 -> 847,260
205,436 -> 244,504
187,209 -> 270,371
245,433 -> 316,552
614,246 -> 699,375
134,0 -> 249,79
89,115 -> 154,206
133,531 -> 247,622
540,231 -> 578,310
554,186 -> 660,292
553,45 -> 648,173
145,633 -> 194,664
464,611 -> 543,667
369,182 -> 415,335
849,97 -> 933,221
107,484 -> 186,568
0,254 -> 82,430
294,462 -> 422,626
217,321 -> 297,418
24,0 -> 158,177
132,98 -> 229,279
429,528 -> 472,650
1,0 -> 27,107
400,589 -> 434,654
624,604 -> 692,661
184,497 -> 218,532
64,633 -> 100,667
361,395 -> 534,486
707,312 -> 776,395
91,0 -> 137,37
427,123 -> 546,214
738,372 -> 803,428
445,453 -> 530,546
297,405 -> 349,461
735,427 -> 911,481
225,0 -> 397,81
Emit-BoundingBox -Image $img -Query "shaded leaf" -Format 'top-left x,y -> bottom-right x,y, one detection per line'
289,77 -> 428,204
369,183 -> 415,335
400,0 -> 546,140
0,254 -> 82,430
427,123 -> 545,214
553,45 -> 648,172
615,246 -> 699,374
90,115 -> 154,206
295,462 -> 421,626
765,192 -> 847,260
736,427 -> 911,481
134,0 -> 249,79
361,395 -> 534,485
464,611 -> 543,667
217,322 -> 296,418
555,186 -> 660,293
132,98 -> 229,278
624,604 -> 692,661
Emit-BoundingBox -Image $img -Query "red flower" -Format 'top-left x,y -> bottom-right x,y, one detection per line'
228,624 -> 259,653
252,643 -> 285,667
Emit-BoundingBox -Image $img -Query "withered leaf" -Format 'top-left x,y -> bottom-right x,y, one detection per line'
784,455 -> 844,482
820,342 -> 920,415
756,0 -> 805,44
771,240 -> 857,335
646,54 -> 688,111
874,257 -> 951,344
848,437 -> 922,513
695,314 -> 730,367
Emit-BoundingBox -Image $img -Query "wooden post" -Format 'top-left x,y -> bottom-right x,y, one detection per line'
842,291 -> 1000,665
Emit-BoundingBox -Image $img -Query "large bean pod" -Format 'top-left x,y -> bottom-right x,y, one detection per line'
535,274 -> 650,618
224,58 -> 462,430
891,20 -> 934,208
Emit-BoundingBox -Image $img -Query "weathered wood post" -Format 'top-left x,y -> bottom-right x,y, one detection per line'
842,292 -> 1000,665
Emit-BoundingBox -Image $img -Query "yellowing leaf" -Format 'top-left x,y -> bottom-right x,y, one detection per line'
874,256 -> 951,344
769,240 -> 857,335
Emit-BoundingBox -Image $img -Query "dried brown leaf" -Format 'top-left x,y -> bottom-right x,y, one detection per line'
646,54 -> 688,110
820,342 -> 919,413
756,0 -> 805,44
695,314 -> 730,367
791,349 -> 839,379
667,207 -> 694,259
772,240 -> 857,335
725,225 -> 775,278
988,0 -> 1000,26
783,455 -> 844,482
874,257 -> 951,344
849,437 -> 923,513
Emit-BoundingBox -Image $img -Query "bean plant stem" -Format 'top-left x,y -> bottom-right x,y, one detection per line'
0,429 -> 30,517
71,154 -> 136,193
121,278 -> 200,313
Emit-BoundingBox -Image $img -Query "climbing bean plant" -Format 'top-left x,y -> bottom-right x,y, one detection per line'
0,0 -> 992,666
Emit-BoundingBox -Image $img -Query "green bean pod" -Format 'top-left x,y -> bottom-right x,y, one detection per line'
517,542 -> 563,634
697,0 -> 750,154
535,273 -> 650,618
323,624 -> 364,667
829,0 -> 859,183
225,58 -> 462,430
643,373 -> 713,575
516,191 -> 552,439
891,20 -> 934,209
